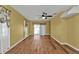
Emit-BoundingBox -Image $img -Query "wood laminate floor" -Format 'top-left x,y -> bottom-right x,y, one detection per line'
6,35 -> 79,54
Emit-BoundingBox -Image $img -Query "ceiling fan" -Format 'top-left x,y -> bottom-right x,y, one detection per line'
40,12 -> 52,19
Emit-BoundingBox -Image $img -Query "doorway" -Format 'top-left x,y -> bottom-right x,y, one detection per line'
23,20 -> 28,38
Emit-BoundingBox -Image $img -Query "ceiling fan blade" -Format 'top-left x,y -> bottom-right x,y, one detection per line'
46,15 -> 52,17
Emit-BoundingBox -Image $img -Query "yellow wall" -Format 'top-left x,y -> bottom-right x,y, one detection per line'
4,6 -> 26,46
50,12 -> 68,43
66,15 -> 79,49
46,22 -> 50,35
50,11 -> 79,49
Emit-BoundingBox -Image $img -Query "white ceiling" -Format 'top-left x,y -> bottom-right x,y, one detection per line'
11,5 -> 72,23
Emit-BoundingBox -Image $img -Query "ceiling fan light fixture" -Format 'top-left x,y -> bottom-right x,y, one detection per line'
42,17 -> 45,19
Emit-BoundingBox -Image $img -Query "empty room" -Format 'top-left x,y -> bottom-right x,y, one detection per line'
0,5 -> 79,54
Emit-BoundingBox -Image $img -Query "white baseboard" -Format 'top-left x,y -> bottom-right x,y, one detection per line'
51,35 -> 64,45
51,35 -> 79,52
62,43 -> 79,52
4,35 -> 30,54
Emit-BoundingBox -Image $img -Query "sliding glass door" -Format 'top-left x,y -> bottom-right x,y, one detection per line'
40,24 -> 46,35
34,24 -> 40,35
34,24 -> 46,35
